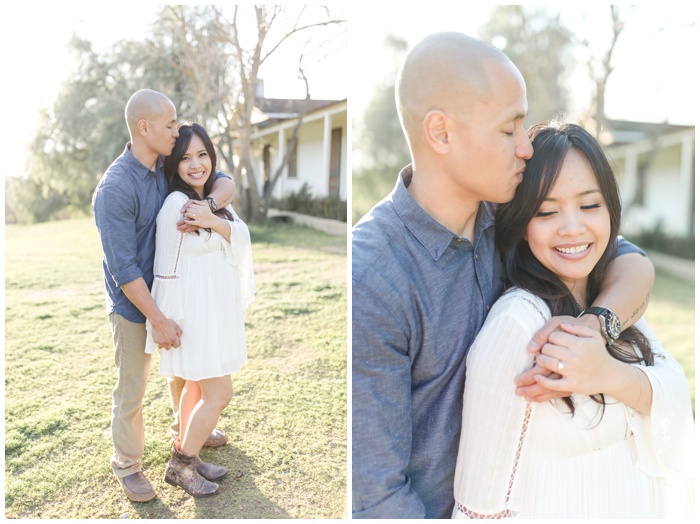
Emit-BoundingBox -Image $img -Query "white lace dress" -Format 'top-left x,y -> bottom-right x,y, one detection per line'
145,191 -> 255,380
453,288 -> 695,519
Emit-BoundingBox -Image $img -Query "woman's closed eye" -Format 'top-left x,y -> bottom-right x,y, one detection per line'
534,210 -> 556,218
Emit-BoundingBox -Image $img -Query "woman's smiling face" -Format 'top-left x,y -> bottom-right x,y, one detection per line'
177,134 -> 212,198
525,149 -> 611,299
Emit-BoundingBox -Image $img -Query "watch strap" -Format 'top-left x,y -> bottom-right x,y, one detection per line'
580,306 -> 609,317
206,196 -> 218,212
580,306 -> 620,344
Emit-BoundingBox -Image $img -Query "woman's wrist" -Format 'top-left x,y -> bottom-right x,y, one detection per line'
603,360 -> 652,415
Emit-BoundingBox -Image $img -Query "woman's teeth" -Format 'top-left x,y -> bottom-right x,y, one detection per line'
555,244 -> 590,254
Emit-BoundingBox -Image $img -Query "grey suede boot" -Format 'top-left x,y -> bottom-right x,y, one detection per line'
164,444 -> 219,497
196,457 -> 228,481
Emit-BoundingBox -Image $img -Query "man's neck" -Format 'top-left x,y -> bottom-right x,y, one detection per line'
407,168 -> 480,243
129,141 -> 159,172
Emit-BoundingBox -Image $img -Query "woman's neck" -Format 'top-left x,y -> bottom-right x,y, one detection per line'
569,279 -> 589,310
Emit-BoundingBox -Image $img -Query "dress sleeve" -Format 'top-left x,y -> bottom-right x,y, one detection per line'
220,206 -> 255,308
453,293 -> 547,518
145,193 -> 186,354
351,279 -> 426,519
623,317 -> 695,479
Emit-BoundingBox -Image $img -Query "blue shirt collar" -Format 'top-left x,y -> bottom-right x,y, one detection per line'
392,165 -> 495,261
124,142 -> 164,179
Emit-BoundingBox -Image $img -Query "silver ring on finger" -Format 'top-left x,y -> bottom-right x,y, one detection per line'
557,360 -> 564,372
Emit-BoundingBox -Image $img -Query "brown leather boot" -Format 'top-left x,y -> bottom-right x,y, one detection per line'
164,444 -> 219,497
196,457 -> 228,481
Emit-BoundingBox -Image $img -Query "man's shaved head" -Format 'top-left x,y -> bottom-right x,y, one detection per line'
125,89 -> 175,136
395,32 -> 518,148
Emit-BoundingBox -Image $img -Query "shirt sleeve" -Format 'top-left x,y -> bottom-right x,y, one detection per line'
351,279 -> 426,519
453,294 -> 546,518
622,317 -> 695,479
616,235 -> 647,257
93,179 -> 143,287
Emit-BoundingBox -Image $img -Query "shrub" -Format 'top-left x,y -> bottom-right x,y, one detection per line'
271,183 -> 347,222
624,222 -> 694,260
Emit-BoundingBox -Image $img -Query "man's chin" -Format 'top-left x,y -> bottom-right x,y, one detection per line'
491,191 -> 516,205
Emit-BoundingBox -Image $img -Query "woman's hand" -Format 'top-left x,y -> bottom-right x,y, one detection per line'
532,321 -> 619,396
178,200 -> 218,231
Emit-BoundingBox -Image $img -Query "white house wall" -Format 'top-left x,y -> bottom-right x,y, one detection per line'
250,104 -> 347,202
643,146 -> 690,235
612,135 -> 694,237
291,120 -> 326,197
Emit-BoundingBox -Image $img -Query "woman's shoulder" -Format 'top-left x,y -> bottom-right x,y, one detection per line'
164,191 -> 188,204
161,191 -> 188,210
157,191 -> 188,221
489,287 -> 551,326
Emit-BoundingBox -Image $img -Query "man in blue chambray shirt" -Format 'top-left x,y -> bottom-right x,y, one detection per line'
92,89 -> 235,502
352,33 -> 655,519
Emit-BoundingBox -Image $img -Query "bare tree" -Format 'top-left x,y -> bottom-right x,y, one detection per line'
157,5 -> 346,222
230,5 -> 345,221
578,6 -> 625,136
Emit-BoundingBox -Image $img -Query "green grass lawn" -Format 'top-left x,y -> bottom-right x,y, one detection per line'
4,217 -> 347,519
4,215 -> 694,518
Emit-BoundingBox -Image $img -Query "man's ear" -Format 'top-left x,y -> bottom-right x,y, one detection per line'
423,110 -> 449,154
137,119 -> 148,137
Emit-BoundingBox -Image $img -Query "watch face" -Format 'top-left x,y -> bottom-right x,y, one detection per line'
607,314 -> 621,340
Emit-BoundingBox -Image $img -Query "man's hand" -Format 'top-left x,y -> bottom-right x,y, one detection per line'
514,363 -> 565,402
151,317 -> 182,350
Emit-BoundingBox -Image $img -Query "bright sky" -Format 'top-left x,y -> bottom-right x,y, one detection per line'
349,4 -> 697,124
0,4 -> 695,179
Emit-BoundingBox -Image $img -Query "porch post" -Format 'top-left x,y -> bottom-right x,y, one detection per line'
678,132 -> 694,236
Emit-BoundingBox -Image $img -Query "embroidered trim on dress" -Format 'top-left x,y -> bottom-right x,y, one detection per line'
154,232 -> 185,280
456,289 -> 542,519
455,501 -> 514,519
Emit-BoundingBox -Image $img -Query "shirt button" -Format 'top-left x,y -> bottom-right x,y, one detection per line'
474,253 -> 478,260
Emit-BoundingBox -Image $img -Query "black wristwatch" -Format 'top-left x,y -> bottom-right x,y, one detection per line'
579,306 -> 621,346
206,196 -> 218,213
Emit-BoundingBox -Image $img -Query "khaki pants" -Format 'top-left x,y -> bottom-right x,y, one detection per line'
108,313 -> 151,478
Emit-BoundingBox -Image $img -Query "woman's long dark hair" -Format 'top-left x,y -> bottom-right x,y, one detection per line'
496,121 -> 653,414
164,123 -> 233,230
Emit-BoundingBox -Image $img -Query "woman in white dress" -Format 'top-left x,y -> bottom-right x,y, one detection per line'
453,122 -> 694,518
146,123 -> 255,497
